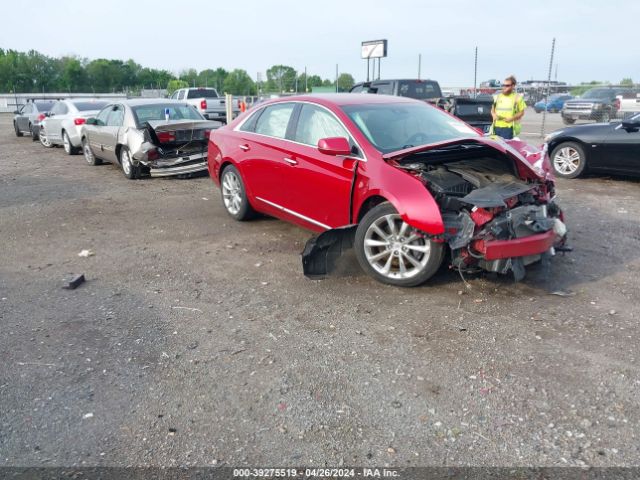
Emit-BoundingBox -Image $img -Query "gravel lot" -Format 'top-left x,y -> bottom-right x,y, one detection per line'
1,110 -> 639,468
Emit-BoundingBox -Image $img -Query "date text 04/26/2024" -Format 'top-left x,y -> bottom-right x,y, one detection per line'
233,468 -> 400,478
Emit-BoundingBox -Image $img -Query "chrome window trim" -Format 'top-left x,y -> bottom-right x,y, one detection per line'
256,196 -> 332,230
234,100 -> 368,162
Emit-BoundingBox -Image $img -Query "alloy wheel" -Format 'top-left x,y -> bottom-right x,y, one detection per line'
363,214 -> 431,280
63,133 -> 71,153
222,171 -> 242,215
553,147 -> 581,175
121,149 -> 132,176
39,131 -> 52,147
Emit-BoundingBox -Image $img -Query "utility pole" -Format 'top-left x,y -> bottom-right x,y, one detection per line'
335,64 -> 339,92
473,46 -> 478,99
304,66 -> 307,93
541,38 -> 556,138
418,54 -> 421,80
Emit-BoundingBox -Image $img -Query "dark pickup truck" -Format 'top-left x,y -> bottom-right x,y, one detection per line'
561,87 -> 635,125
350,79 -> 443,106
349,79 -> 493,133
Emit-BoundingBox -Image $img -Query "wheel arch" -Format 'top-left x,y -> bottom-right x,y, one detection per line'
548,136 -> 590,159
356,195 -> 388,223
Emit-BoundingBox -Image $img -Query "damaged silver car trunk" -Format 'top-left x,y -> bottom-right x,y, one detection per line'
81,100 -> 221,179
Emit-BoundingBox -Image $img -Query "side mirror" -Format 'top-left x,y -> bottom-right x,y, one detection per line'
317,137 -> 352,156
85,117 -> 98,125
621,119 -> 640,131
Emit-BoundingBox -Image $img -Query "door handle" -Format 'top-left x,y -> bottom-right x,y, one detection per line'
283,157 -> 298,166
239,144 -> 250,151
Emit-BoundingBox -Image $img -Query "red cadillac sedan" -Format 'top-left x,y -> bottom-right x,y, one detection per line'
207,94 -> 567,286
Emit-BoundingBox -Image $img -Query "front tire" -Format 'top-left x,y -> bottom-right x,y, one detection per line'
354,202 -> 444,287
220,164 -> 255,221
119,146 -> 140,179
551,142 -> 587,178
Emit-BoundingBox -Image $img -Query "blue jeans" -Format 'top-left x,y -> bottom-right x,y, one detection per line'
494,126 -> 514,139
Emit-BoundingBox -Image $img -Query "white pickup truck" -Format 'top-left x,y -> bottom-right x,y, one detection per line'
169,87 -> 239,123
618,91 -> 640,115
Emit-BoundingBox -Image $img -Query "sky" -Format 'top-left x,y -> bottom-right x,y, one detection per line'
2,0 -> 639,87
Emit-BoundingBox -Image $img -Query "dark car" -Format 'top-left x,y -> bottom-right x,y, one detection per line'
13,100 -> 56,140
545,112 -> 640,178
561,87 -> 634,125
350,79 -> 443,105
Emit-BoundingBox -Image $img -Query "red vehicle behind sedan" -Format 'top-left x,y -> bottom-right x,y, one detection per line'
207,94 -> 567,287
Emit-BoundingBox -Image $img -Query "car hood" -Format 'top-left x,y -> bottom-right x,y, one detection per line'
382,136 -> 549,179
565,98 -> 608,104
550,122 -> 615,137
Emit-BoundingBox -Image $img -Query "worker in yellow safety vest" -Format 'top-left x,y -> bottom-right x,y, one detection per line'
491,75 -> 526,139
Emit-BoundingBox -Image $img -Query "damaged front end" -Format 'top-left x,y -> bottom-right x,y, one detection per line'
397,140 -> 569,280
132,120 -> 221,177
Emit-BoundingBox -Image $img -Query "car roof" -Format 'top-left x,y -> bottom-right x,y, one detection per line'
261,93 -> 419,107
107,98 -> 194,107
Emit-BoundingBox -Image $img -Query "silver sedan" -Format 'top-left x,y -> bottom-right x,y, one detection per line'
39,99 -> 109,153
80,99 -> 221,179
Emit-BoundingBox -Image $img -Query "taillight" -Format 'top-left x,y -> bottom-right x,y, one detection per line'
200,99 -> 207,110
37,114 -> 46,122
157,131 -> 176,143
74,118 -> 86,126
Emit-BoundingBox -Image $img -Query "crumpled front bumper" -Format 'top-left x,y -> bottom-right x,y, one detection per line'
472,229 -> 557,260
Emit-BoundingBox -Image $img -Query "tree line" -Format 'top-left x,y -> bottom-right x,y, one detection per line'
0,49 -> 355,96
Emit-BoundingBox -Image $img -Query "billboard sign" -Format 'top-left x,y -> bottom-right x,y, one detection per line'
361,40 -> 388,59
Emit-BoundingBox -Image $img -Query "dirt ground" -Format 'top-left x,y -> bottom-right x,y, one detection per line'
1,111 -> 639,468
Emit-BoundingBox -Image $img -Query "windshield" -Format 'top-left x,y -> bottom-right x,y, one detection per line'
186,89 -> 219,99
342,102 -> 479,154
582,89 -> 614,100
73,101 -> 109,111
397,81 -> 442,100
132,103 -> 204,126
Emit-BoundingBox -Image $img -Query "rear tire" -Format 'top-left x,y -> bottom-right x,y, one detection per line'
550,142 -> 587,179
14,122 -> 23,137
39,129 -> 53,148
220,164 -> 255,221
62,131 -> 79,155
354,202 -> 444,287
83,138 -> 101,165
30,124 -> 39,141
562,117 -> 575,125
119,146 -> 140,179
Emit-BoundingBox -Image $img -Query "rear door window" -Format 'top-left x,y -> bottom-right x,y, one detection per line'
177,90 -> 185,100
254,103 -> 295,139
373,83 -> 393,95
